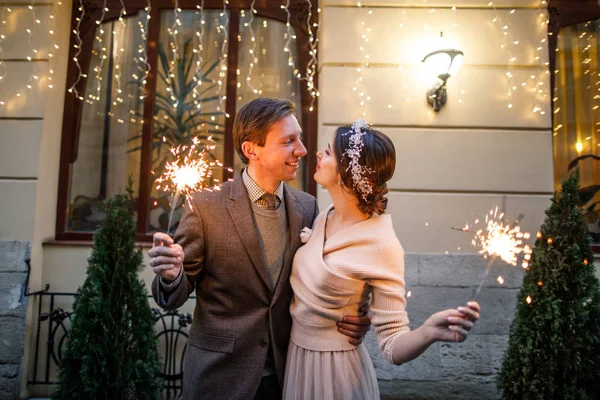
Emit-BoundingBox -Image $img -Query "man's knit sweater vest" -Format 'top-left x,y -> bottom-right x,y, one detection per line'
251,200 -> 289,291
251,198 -> 290,377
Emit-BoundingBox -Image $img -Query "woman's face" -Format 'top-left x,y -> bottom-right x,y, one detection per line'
314,139 -> 341,188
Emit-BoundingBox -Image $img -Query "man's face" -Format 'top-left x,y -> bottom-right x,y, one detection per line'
252,114 -> 307,183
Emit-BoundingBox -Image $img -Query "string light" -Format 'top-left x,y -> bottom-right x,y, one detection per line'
488,3 -> 518,110
257,19 -> 268,95
532,0 -> 550,115
0,3 -> 9,106
166,0 -> 181,108
216,0 -> 229,117
281,1 -> 299,81
192,1 -> 205,109
303,0 -> 320,112
43,0 -> 59,91
242,0 -> 259,94
24,0 -> 43,93
137,0 -> 151,101
488,1 -> 549,113
67,0 -> 85,100
353,2 -> 371,119
111,0 -> 127,111
90,0 -> 107,102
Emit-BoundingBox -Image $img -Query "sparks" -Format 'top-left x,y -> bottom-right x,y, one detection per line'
470,206 -> 532,268
155,136 -> 232,233
455,206 -> 533,299
155,137 -> 218,206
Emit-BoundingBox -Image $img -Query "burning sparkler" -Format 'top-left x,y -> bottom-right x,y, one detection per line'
453,206 -> 533,299
155,136 -> 232,234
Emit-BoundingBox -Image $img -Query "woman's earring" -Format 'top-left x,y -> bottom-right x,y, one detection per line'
337,179 -> 341,187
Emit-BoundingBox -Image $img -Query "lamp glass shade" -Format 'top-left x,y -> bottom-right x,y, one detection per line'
422,34 -> 464,79
448,52 -> 464,76
424,52 -> 453,78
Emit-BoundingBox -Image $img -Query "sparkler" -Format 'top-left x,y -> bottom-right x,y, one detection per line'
155,136 -> 231,234
453,206 -> 532,299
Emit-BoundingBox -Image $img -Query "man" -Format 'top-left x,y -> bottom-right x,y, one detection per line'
149,98 -> 371,399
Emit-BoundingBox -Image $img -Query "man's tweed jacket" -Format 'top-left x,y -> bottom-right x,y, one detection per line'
152,173 -> 319,399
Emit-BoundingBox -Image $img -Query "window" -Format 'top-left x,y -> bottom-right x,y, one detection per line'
56,1 -> 319,241
549,0 -> 600,249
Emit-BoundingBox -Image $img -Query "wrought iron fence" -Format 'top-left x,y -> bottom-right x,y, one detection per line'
26,286 -> 194,399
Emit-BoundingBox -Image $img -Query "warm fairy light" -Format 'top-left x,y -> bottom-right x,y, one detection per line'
0,5 -> 8,105
526,296 -> 532,304
536,231 -> 542,238
353,3 -> 371,119
137,0 -> 152,101
111,0 -> 127,113
547,237 -> 553,244
243,0 -> 259,94
68,0 -> 85,100
216,0 -> 230,116
192,1 -> 206,109
47,0 -> 60,89
537,280 -> 543,286
25,0 -> 40,93
576,141 -> 583,153
406,291 -> 412,298
166,0 -> 180,108
584,258 -> 589,266
488,1 -> 549,114
282,1 -> 299,82
497,275 -> 505,284
302,0 -> 319,112
92,0 -> 107,102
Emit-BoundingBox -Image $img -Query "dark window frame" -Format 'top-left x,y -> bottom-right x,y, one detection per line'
55,0 -> 319,242
547,0 -> 600,253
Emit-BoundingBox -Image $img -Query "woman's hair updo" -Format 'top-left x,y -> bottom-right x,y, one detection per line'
334,122 -> 396,216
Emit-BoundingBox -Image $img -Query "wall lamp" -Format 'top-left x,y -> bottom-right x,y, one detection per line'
422,32 -> 464,111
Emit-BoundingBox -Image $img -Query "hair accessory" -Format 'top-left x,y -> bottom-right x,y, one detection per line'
342,119 -> 373,201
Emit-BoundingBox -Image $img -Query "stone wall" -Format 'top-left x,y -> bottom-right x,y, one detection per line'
0,241 -> 30,400
366,253 -> 524,400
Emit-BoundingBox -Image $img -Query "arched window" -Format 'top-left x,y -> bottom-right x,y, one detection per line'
55,0 -> 319,240
548,0 -> 600,251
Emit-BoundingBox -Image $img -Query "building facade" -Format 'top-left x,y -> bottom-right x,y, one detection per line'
1,0 -> 599,398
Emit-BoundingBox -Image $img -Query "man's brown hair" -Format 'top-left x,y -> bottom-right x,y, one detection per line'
233,98 -> 296,164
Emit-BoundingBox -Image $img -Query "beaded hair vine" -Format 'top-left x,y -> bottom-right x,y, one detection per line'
341,119 -> 373,201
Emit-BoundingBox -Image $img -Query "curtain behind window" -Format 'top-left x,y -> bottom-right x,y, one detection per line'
553,18 -> 600,239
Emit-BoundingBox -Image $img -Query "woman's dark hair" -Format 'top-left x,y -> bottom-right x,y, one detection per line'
334,125 -> 396,216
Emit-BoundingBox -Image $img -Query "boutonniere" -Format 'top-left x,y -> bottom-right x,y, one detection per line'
300,227 -> 313,244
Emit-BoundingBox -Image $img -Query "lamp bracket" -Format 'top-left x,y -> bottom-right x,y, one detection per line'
427,79 -> 448,112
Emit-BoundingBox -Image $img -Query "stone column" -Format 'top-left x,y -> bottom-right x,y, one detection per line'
0,241 -> 30,400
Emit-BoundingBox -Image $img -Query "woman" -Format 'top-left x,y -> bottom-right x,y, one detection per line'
282,119 -> 480,399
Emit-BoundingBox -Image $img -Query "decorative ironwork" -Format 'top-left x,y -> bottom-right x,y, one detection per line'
27,290 -> 195,399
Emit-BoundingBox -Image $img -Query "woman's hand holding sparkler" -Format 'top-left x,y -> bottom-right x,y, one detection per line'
422,301 -> 481,343
148,232 -> 184,282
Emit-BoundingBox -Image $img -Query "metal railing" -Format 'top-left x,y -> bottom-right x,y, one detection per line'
26,286 -> 194,399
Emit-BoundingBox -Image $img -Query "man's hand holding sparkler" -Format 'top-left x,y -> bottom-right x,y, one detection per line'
148,232 -> 184,282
